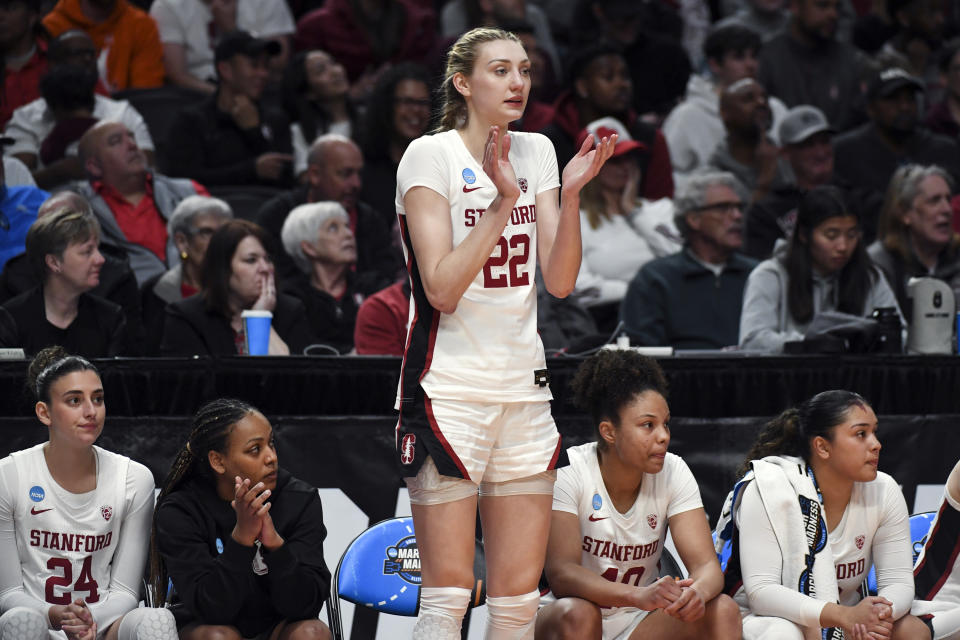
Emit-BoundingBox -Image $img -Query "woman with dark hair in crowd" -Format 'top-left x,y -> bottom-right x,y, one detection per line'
537,349 -> 741,640
282,50 -> 356,179
280,201 -> 361,354
0,204 -> 131,357
160,219 -> 315,356
357,62 -> 433,223
739,185 -> 902,353
714,390 -> 929,639
149,398 -> 331,640
141,195 -> 233,355
868,164 -> 960,314
0,346 -> 176,640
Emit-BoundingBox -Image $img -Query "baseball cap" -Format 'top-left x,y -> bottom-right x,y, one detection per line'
867,67 -> 923,101
214,31 -> 282,65
575,117 -> 646,157
779,105 -> 834,145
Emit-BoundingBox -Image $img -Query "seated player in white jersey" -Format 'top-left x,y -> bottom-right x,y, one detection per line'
149,398 -> 331,640
535,350 -> 742,640
394,25 -> 615,640
714,390 -> 929,640
0,346 -> 177,640
913,459 -> 960,640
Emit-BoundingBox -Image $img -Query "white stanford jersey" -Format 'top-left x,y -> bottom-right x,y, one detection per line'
553,442 -> 702,619
4,444 -> 134,608
825,472 -> 912,607
395,129 -> 559,405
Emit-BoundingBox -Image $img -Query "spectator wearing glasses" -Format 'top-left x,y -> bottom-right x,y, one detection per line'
42,0 -> 165,92
620,171 -> 758,349
140,195 -> 233,355
739,185 -> 902,353
357,63 -> 433,226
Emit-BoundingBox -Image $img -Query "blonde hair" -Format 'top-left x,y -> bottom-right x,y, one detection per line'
580,178 -> 609,230
435,27 -> 524,132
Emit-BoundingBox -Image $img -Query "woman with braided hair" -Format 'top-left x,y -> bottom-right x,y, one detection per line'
714,390 -> 928,640
0,346 -> 177,640
149,399 -> 331,640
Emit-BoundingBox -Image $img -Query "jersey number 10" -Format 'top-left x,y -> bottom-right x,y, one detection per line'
46,556 -> 100,604
483,233 -> 530,288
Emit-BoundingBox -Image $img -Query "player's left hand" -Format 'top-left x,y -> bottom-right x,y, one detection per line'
560,133 -> 617,196
663,584 -> 706,622
258,512 -> 285,551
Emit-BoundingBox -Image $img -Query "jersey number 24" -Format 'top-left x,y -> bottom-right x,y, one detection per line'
46,556 -> 100,604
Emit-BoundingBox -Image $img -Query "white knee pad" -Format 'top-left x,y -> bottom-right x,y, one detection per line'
116,607 -> 178,640
0,607 -> 48,640
484,589 -> 540,640
412,586 -> 472,640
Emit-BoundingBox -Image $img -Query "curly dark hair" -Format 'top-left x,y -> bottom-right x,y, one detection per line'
358,62 -> 435,161
569,350 -> 668,451
736,390 -> 870,477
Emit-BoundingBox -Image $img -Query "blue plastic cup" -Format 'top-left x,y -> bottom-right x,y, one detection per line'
241,310 -> 272,356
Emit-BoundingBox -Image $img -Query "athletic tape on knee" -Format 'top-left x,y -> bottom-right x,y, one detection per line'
0,607 -> 48,640
484,589 -> 540,639
479,471 -> 556,497
116,607 -> 178,640
413,586 -> 472,640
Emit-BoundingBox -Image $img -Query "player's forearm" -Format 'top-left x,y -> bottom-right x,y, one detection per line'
686,561 -> 723,603
540,190 -> 582,298
547,563 -> 638,609
423,193 -> 517,313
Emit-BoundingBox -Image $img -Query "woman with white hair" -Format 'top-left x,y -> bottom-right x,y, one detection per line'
281,201 -> 362,354
141,196 -> 233,355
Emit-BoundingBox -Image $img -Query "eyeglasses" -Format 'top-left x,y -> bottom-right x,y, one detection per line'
689,201 -> 743,215
394,97 -> 431,109
189,226 -> 218,238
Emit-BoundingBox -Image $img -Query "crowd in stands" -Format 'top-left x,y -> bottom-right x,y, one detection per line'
0,0 -> 959,358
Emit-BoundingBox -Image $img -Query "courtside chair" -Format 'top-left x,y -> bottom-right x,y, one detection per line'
326,517 -> 486,640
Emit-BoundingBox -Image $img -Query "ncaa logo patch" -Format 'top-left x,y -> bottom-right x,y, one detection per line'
383,535 -> 422,585
29,486 -> 45,502
518,177 -> 528,193
100,505 -> 113,521
646,514 -> 658,529
462,168 -> 477,184
400,434 -> 416,465
855,535 -> 865,550
592,493 -> 602,510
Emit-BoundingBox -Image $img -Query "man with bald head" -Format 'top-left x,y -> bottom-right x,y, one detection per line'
709,78 -> 792,204
74,120 -> 208,284
256,133 -> 399,293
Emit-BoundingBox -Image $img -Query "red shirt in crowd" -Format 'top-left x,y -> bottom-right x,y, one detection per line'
93,174 -> 208,261
0,39 -> 49,129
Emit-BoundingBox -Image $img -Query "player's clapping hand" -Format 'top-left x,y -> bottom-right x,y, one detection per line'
663,582 -> 706,622
560,132 -> 617,196
258,512 -> 285,551
481,126 -> 521,201
632,576 -> 691,612
231,476 -> 272,546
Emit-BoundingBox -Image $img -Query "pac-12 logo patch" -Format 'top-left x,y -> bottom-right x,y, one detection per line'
592,493 -> 602,510
383,535 -> 422,585
29,486 -> 45,502
518,177 -> 528,193
646,514 -> 658,529
100,505 -> 113,521
855,535 -> 865,550
462,168 -> 477,184
400,434 -> 416,465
